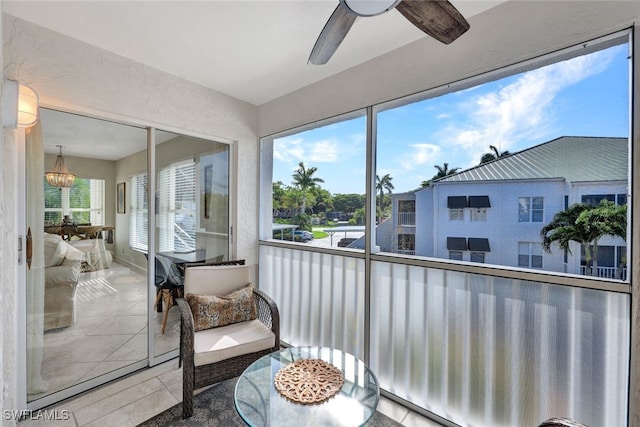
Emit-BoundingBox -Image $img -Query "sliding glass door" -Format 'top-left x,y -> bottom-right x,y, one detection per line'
26,109 -> 149,405
25,108 -> 232,408
153,130 -> 230,357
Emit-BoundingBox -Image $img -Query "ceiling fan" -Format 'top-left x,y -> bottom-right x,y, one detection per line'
309,0 -> 470,65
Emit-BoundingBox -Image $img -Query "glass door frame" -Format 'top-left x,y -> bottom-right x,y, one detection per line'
18,109 -> 235,411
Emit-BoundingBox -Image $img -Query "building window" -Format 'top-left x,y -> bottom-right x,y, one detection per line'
470,252 -> 485,263
471,208 -> 487,222
519,197 -> 544,222
518,242 -> 543,268
449,208 -> 464,221
44,177 -> 105,225
129,173 -> 148,253
397,233 -> 415,255
582,194 -> 627,206
470,196 -> 490,221
449,251 -> 463,261
447,196 -> 466,221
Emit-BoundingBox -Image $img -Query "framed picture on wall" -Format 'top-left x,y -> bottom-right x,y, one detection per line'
117,182 -> 126,214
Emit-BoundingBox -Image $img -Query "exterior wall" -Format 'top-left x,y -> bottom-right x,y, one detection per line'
1,14 -> 258,418
407,178 -> 628,276
426,180 -> 568,270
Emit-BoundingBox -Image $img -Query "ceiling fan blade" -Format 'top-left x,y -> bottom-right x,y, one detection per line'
309,4 -> 358,65
396,0 -> 470,45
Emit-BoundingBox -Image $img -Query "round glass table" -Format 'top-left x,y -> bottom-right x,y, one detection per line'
234,346 -> 379,427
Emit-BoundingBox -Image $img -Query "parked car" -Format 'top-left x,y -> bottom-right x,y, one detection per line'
293,230 -> 313,242
337,237 -> 357,247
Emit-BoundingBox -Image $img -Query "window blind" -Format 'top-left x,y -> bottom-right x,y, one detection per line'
129,173 -> 148,252
157,159 -> 196,252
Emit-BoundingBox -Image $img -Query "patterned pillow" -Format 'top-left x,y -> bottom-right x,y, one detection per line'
186,283 -> 257,331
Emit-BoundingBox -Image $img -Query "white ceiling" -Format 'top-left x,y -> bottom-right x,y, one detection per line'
38,108 -> 178,161
3,0 -> 503,106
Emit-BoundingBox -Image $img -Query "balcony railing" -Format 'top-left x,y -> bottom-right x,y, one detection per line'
259,244 -> 630,427
580,265 -> 627,280
396,249 -> 415,255
396,212 -> 416,226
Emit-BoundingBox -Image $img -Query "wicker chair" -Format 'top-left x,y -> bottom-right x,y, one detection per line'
539,417 -> 590,427
176,260 -> 280,418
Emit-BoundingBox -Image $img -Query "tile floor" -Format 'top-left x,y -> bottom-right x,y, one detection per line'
30,262 -> 180,401
19,358 -> 443,427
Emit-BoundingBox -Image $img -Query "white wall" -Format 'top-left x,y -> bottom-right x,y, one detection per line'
1,14 -> 258,421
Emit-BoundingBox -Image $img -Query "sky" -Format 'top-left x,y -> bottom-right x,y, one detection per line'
273,42 -> 629,195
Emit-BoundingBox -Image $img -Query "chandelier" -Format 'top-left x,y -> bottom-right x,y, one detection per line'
45,145 -> 76,188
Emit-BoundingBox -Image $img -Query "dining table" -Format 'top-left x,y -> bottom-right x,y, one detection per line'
44,224 -> 115,241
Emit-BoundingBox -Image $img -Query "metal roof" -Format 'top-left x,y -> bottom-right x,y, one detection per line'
438,136 -> 627,183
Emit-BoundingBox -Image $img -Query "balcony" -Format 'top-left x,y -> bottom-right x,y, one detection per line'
259,243 -> 630,427
396,212 -> 416,226
580,265 -> 627,280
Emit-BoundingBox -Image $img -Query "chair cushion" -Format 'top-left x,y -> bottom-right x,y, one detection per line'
184,264 -> 251,296
186,283 -> 257,331
193,319 -> 276,366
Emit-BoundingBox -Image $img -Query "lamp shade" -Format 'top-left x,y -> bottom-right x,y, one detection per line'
45,146 -> 75,188
2,80 -> 39,128
17,84 -> 39,127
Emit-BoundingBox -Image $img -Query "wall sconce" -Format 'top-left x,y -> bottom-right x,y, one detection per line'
2,79 -> 39,128
45,145 -> 76,188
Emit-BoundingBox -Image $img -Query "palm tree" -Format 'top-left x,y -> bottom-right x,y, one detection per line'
433,163 -> 460,180
291,162 -> 324,215
480,145 -> 511,164
376,174 -> 394,219
420,163 -> 460,189
541,200 -> 626,276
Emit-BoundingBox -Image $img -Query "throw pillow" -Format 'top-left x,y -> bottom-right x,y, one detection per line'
186,283 -> 257,332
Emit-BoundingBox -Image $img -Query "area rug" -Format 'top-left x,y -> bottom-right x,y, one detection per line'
137,377 -> 403,427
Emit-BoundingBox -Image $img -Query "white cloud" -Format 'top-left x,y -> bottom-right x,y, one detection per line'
273,137 -> 339,163
441,47 -> 616,161
273,137 -> 304,162
309,139 -> 338,162
400,143 -> 441,170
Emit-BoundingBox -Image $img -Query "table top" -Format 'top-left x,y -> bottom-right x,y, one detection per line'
44,225 -> 114,240
234,347 -> 379,427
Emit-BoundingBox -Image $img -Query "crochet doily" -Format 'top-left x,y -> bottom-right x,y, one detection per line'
274,358 -> 344,404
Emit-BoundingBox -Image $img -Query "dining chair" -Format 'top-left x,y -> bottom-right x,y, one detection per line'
154,254 -> 184,333
538,417 -> 590,427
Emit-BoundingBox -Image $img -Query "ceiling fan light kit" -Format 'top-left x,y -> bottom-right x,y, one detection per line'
309,0 -> 470,65
342,0 -> 402,16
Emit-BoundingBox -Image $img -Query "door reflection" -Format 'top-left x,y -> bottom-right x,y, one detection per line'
153,130 -> 230,357
27,108 -> 148,402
